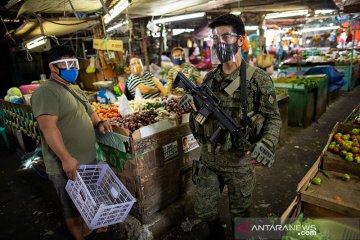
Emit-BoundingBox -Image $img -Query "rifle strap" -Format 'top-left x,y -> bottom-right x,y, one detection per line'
240,60 -> 250,126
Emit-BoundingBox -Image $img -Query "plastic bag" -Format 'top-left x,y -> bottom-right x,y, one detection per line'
96,89 -> 117,104
118,94 -> 132,116
86,57 -> 96,73
134,87 -> 143,100
256,52 -> 273,68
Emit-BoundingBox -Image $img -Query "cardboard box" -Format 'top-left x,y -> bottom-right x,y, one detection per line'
96,122 -> 200,223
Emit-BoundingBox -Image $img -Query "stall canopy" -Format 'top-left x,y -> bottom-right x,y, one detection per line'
13,18 -> 100,40
4,0 -> 341,41
13,0 -> 339,18
17,0 -> 103,17
344,0 -> 360,13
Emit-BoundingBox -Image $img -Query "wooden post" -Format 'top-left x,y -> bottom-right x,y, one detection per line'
140,20 -> 150,71
158,24 -> 164,66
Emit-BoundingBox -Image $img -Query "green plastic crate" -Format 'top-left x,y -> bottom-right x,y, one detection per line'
275,83 -> 315,128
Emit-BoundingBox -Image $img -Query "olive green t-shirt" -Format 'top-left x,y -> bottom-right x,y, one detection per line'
31,81 -> 96,176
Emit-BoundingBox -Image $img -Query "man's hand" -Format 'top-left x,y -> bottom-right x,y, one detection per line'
98,121 -> 113,134
179,94 -> 197,111
62,157 -> 79,180
249,142 -> 274,167
247,151 -> 265,167
249,158 -> 265,167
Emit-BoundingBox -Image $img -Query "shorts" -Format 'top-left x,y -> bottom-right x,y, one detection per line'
48,174 -> 80,219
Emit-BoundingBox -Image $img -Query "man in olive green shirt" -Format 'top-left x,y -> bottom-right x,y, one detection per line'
31,46 -> 112,240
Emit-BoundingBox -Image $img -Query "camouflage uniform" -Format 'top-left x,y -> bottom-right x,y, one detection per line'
167,63 -> 202,90
190,63 -> 282,221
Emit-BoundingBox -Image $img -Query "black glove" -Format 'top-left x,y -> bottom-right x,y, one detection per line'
179,94 -> 196,111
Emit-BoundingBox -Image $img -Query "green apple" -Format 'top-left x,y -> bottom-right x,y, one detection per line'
340,150 -> 347,156
345,154 -> 354,162
311,177 -> 321,185
343,134 -> 351,140
351,128 -> 359,135
352,147 -> 359,154
342,173 -> 351,181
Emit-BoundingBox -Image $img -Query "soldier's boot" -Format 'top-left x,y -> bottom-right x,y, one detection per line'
207,218 -> 226,240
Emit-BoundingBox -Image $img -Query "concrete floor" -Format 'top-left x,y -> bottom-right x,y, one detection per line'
0,86 -> 359,240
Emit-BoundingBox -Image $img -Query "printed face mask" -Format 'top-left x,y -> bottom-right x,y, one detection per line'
213,42 -> 239,63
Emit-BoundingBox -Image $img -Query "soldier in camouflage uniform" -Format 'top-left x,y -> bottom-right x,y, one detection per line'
183,14 -> 282,239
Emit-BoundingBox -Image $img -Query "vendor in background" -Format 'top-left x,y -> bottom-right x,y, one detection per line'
31,45 -> 112,240
124,56 -> 167,100
166,47 -> 203,92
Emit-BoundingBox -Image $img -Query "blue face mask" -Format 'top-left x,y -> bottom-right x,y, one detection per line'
59,69 -> 78,83
173,58 -> 183,65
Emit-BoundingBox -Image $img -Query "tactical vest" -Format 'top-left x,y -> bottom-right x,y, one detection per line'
190,63 -> 259,154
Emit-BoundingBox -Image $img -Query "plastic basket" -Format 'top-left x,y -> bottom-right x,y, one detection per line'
19,84 -> 40,95
65,164 -> 136,230
0,99 -> 41,141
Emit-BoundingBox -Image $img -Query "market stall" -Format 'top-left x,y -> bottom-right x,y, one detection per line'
273,74 -> 327,127
2,0 -> 360,238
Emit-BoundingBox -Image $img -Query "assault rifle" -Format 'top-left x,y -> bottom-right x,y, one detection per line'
173,72 -> 274,167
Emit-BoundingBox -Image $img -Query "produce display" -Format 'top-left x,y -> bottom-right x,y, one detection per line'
283,47 -> 360,65
91,102 -> 121,120
162,96 -> 188,116
116,109 -> 159,132
273,76 -> 319,89
327,128 -> 360,163
97,96 -> 190,133
333,50 -> 360,64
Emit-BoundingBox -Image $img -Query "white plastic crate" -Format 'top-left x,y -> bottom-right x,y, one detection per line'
65,164 -> 136,230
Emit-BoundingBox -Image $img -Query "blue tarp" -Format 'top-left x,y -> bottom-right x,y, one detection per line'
304,65 -> 345,93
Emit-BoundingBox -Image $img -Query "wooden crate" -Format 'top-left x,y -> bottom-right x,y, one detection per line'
97,123 -> 200,223
344,104 -> 360,127
300,171 -> 360,217
322,122 -> 360,176
281,124 -> 360,225
323,152 -> 360,176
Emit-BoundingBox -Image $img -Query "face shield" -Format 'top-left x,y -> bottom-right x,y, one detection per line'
49,58 -> 80,70
130,58 -> 144,76
208,31 -> 242,64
